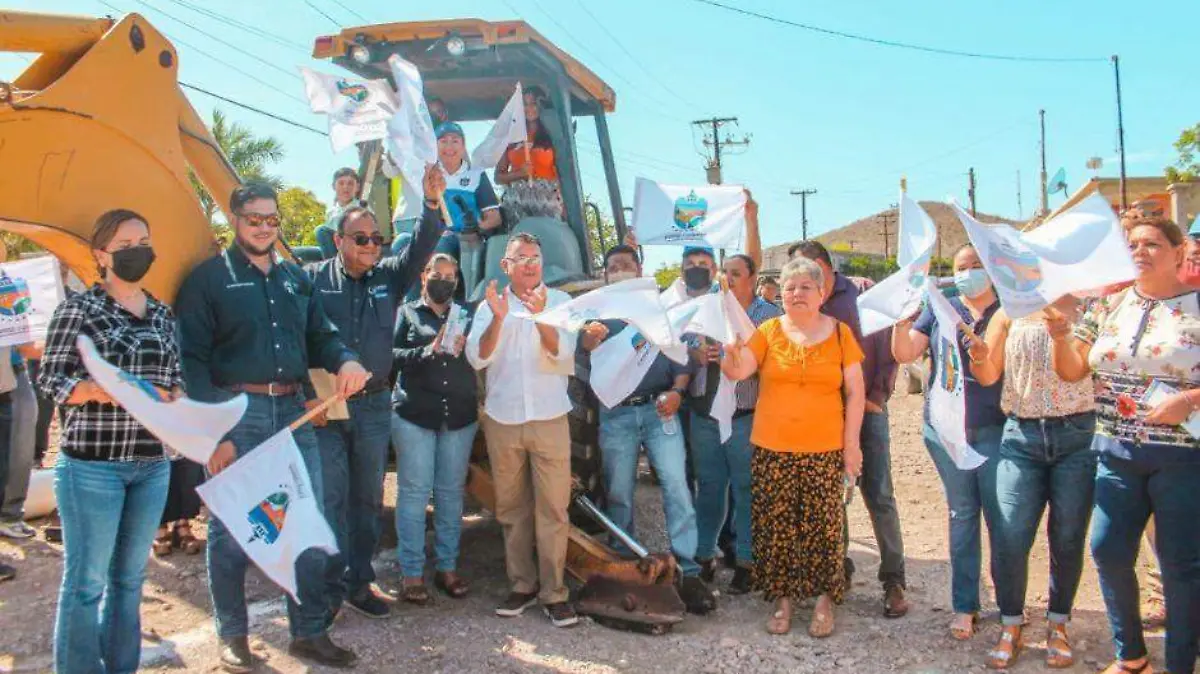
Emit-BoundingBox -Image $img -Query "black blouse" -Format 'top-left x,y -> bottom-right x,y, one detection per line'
392,300 -> 478,431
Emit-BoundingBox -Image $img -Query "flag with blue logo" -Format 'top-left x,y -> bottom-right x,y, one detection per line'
527,277 -> 677,347
952,193 -> 1135,319
631,179 -> 747,250
196,429 -> 337,602
0,256 -> 63,347
385,55 -> 440,220
924,282 -> 987,471
299,67 -> 398,152
76,335 -> 246,464
856,194 -> 937,336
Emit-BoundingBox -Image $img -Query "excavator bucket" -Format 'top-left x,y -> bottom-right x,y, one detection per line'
0,10 -> 237,302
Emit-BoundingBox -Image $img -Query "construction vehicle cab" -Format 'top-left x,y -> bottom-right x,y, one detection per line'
311,19 -> 627,298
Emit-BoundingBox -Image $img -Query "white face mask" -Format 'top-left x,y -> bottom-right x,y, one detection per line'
607,270 -> 638,284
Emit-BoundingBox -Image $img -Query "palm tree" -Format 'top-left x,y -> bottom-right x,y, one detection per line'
190,109 -> 285,224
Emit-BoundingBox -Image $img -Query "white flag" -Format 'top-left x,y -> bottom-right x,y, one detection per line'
952,193 -> 1135,319
76,336 -> 246,464
589,325 -> 663,409
299,67 -> 398,152
631,178 -> 746,250
470,83 -> 528,169
0,257 -> 63,347
856,194 -> 937,336
195,429 -> 337,602
925,283 -> 987,470
526,278 -> 676,347
385,55 -> 439,220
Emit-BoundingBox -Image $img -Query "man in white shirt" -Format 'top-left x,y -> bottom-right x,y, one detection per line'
466,232 -> 579,628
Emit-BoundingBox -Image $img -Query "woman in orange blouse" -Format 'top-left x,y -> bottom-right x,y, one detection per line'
494,86 -> 564,221
722,256 -> 865,639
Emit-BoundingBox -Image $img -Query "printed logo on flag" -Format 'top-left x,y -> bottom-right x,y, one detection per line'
117,371 -> 166,402
673,191 -> 709,230
937,336 -> 961,392
0,272 -> 32,319
247,491 -> 290,545
568,308 -> 601,324
335,80 -> 369,103
989,240 -> 1043,293
908,270 -> 928,290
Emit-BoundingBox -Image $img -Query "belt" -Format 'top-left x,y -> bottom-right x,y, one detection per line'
733,408 -> 755,419
619,392 -> 662,407
0,391 -> 11,404
347,383 -> 390,401
228,382 -> 300,397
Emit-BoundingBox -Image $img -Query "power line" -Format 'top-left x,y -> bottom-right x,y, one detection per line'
684,0 -> 1106,63
302,0 -> 342,28
157,0 -> 310,52
571,1 -> 703,114
132,0 -> 303,81
180,82 -> 328,135
326,0 -> 370,24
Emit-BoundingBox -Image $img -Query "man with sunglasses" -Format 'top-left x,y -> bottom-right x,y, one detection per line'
465,232 -> 579,628
302,164 -> 444,623
177,181 -> 371,671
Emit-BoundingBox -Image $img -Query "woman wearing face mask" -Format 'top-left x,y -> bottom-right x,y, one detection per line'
1049,214 -> 1199,674
892,244 -> 1005,642
390,253 -> 478,604
37,209 -> 184,674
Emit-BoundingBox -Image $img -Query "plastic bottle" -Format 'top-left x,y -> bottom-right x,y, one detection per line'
656,393 -> 679,435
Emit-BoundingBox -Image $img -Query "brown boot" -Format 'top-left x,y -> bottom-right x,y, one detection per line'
883,584 -> 909,618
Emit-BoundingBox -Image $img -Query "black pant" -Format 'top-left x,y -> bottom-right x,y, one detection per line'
29,360 -> 54,464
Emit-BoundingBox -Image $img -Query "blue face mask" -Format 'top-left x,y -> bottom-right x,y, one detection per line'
954,268 -> 992,298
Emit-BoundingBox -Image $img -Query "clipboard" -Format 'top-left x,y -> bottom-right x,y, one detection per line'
308,369 -> 350,421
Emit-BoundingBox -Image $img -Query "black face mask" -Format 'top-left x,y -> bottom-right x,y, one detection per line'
426,278 -> 456,304
108,246 -> 156,283
683,266 -> 712,291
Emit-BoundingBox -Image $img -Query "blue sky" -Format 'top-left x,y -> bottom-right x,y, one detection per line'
7,0 -> 1196,274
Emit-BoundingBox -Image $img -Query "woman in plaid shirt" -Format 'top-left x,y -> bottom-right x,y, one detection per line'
37,209 -> 183,674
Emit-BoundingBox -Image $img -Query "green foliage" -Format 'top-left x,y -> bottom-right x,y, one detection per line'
191,109 -> 285,227
828,241 -> 853,254
654,262 -> 681,288
1165,122 -> 1200,183
0,232 -> 42,258
928,256 -> 954,277
277,187 -> 327,247
838,254 -> 899,281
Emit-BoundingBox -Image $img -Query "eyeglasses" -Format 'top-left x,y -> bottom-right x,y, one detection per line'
350,233 -> 387,247
239,212 -> 281,229
505,254 -> 542,267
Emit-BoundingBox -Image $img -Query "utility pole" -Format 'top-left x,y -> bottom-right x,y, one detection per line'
1039,109 -> 1049,217
879,203 -> 898,261
968,167 -> 978,217
692,116 -> 750,185
790,189 -> 817,240
1112,55 -> 1128,211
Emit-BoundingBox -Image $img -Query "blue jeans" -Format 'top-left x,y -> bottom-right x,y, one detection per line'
1091,454 -> 1200,673
392,415 -> 478,578
54,455 -> 169,674
2,368 -> 37,521
315,390 -> 392,606
689,412 -> 753,566
993,413 -> 1096,625
851,410 -> 907,587
599,403 -> 700,577
207,394 -> 328,639
922,422 -> 1002,614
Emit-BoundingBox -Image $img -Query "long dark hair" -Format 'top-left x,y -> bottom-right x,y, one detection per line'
527,119 -> 554,150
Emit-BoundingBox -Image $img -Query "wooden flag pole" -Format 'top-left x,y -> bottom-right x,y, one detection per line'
289,393 -> 345,431
524,141 -> 534,187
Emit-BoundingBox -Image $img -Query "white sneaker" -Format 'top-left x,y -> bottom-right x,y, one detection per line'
0,521 -> 35,539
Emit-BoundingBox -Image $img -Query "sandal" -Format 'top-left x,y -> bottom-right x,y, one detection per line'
434,571 -> 470,599
986,625 -> 1023,670
950,612 -> 977,641
765,599 -> 792,635
1142,597 -> 1166,630
152,527 -> 173,557
399,579 -> 431,606
808,596 -> 835,639
1100,659 -> 1152,674
1045,623 -> 1073,669
174,523 -> 203,555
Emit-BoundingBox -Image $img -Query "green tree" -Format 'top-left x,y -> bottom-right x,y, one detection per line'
654,262 -> 681,288
190,109 -> 285,227
1165,122 -> 1200,183
277,187 -> 327,247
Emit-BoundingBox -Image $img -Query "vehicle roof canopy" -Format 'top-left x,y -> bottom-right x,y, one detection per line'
312,18 -> 616,121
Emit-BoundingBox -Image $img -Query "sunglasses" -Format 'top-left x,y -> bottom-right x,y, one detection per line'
505,254 -> 542,267
349,233 -> 388,247
239,212 -> 281,229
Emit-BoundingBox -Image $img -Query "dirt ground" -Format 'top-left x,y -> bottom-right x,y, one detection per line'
0,390 -> 1167,673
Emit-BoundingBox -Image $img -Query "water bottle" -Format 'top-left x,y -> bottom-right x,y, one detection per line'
656,393 -> 679,435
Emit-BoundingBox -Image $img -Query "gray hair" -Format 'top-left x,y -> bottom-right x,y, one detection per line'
779,256 -> 825,292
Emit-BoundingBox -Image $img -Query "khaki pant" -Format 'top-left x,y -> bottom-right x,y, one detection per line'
481,414 -> 571,604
